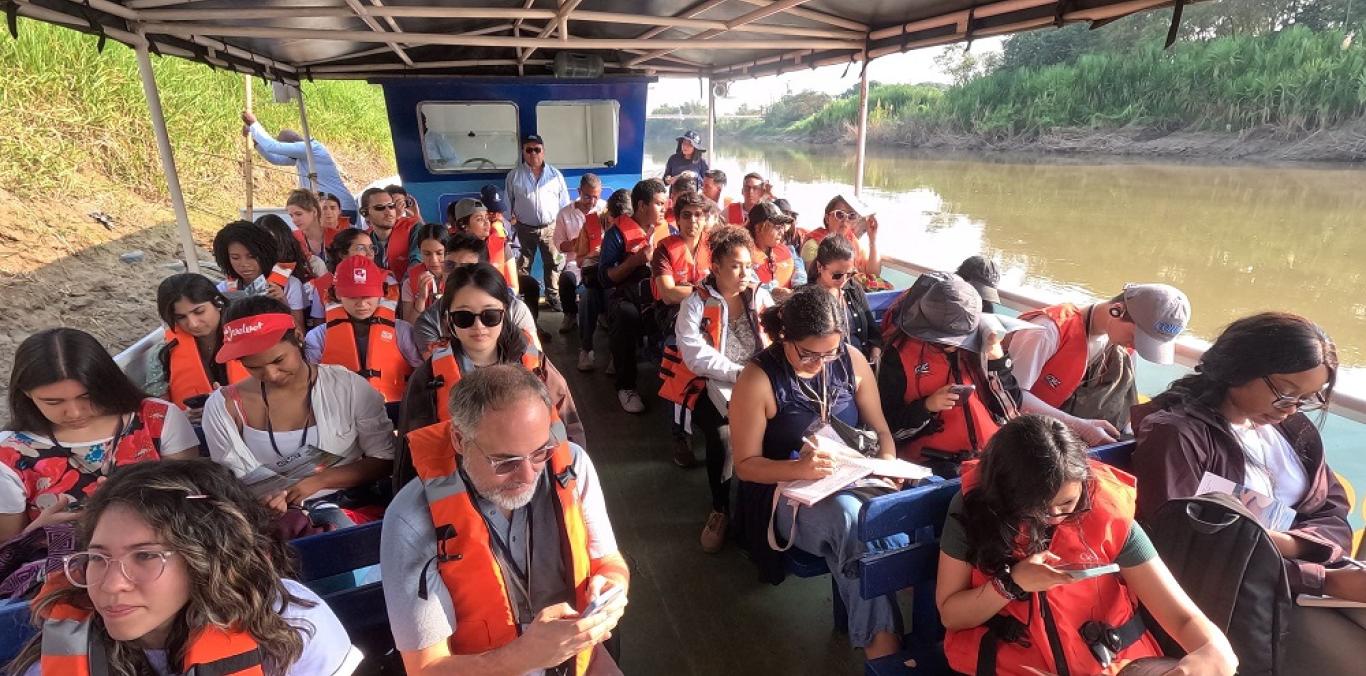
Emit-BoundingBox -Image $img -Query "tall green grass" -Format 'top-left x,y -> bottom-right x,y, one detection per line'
757,25 -> 1366,142
0,19 -> 394,206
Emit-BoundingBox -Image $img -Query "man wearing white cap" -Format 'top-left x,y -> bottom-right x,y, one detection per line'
1006,283 -> 1192,444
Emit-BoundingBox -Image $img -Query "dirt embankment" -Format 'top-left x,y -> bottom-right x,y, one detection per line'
758,120 -> 1366,164
0,152 -> 390,405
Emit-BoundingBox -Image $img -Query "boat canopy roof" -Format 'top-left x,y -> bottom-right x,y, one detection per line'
13,0 -> 1184,83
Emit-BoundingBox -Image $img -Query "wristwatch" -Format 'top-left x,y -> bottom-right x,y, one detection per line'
992,566 -> 1028,601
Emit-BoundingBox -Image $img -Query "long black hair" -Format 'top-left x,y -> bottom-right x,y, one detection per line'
958,415 -> 1093,576
212,221 -> 279,283
438,263 -> 528,362
6,328 -> 148,435
155,273 -> 229,376
327,228 -> 373,272
1152,312 -> 1338,413
810,232 -> 854,281
255,214 -> 315,284
759,283 -> 844,344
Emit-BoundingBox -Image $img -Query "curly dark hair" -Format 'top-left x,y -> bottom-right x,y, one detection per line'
707,225 -> 753,262
759,284 -> 843,343
212,221 -> 278,284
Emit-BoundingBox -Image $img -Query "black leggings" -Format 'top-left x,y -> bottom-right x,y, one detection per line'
692,393 -> 729,513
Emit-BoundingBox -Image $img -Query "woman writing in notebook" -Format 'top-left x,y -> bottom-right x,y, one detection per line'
728,285 -> 904,664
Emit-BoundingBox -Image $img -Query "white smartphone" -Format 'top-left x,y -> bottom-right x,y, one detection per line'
1057,562 -> 1119,581
581,585 -> 625,617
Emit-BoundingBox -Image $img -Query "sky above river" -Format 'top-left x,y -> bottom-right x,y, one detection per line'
647,38 -> 1005,113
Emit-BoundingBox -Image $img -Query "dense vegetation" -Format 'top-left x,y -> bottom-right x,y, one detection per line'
0,18 -> 394,206
738,0 -> 1366,142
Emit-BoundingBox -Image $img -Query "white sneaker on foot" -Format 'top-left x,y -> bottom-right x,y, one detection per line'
617,389 -> 644,413
577,350 -> 595,372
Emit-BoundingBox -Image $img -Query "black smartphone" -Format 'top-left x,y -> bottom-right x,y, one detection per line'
183,394 -> 210,409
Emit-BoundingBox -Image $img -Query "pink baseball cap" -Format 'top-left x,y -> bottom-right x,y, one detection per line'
216,313 -> 295,363
333,255 -> 385,298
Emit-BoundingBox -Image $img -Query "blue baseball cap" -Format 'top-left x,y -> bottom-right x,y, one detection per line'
479,184 -> 507,214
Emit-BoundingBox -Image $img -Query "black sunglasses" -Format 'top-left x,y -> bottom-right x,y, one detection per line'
449,308 -> 506,329
368,203 -> 398,212
523,146 -> 544,154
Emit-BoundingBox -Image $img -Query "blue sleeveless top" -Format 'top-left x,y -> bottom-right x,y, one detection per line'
753,343 -> 859,461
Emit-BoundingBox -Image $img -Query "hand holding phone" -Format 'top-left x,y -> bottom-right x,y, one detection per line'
580,584 -> 625,617
949,384 -> 976,397
1056,562 -> 1119,581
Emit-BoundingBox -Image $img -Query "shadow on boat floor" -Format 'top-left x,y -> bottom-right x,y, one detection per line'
540,310 -> 867,676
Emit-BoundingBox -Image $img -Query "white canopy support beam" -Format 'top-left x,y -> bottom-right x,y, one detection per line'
853,51 -> 869,196
295,85 -> 319,193
733,0 -> 868,31
295,23 -> 517,67
627,0 -> 819,67
342,0 -> 414,66
521,0 -> 585,66
134,36 -> 200,273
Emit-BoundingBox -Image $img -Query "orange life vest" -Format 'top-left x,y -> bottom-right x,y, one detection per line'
35,576 -> 265,676
650,234 -> 711,301
891,337 -> 1000,461
428,331 -> 543,422
1016,303 -> 1089,409
726,201 -> 746,226
617,215 -> 648,253
578,212 -> 605,259
405,421 -> 598,676
944,460 -> 1163,675
223,262 -> 295,294
754,244 -> 795,289
658,286 -> 769,410
407,264 -> 441,306
488,217 -> 519,293
387,216 -> 419,279
164,326 -> 249,409
293,227 -> 338,262
319,300 -> 412,403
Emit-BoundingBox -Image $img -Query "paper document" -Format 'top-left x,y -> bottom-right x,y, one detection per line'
1195,472 -> 1296,531
779,427 -> 931,506
240,444 -> 345,498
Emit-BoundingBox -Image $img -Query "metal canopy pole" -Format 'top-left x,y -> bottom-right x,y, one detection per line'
853,54 -> 870,196
295,85 -> 319,192
243,75 -> 254,220
134,38 -> 200,273
707,78 -> 716,161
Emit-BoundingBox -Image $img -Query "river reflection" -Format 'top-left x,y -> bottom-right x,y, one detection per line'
645,137 -> 1366,369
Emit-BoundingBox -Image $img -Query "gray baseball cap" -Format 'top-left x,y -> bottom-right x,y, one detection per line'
955,255 -> 1001,303
451,197 -> 488,224
1123,283 -> 1191,364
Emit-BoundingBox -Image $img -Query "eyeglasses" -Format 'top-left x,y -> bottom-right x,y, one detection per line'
828,271 -> 850,282
368,203 -> 398,212
793,343 -> 841,364
348,244 -> 376,255
449,308 -> 506,329
1263,376 -> 1328,412
471,438 -> 558,475
63,550 -> 177,588
829,210 -> 857,221
523,147 -> 544,154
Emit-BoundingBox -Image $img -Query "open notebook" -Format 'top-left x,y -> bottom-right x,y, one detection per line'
780,428 -> 931,507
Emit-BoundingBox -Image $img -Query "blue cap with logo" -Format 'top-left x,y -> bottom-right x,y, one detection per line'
1123,283 -> 1191,364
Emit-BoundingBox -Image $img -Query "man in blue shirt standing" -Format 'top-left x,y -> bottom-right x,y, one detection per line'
242,111 -> 356,217
505,135 -> 571,312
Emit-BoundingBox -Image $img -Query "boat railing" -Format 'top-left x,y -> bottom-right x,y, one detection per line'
882,255 -> 1366,426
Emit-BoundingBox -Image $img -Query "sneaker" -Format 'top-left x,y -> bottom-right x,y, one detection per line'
605,360 -> 616,376
700,511 -> 727,554
617,389 -> 644,414
673,436 -> 697,468
559,313 -> 577,334
577,350 -> 595,372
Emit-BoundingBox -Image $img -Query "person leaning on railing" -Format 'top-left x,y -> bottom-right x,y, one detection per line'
1131,312 -> 1364,672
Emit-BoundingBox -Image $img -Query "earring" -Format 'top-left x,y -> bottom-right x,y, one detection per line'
1108,306 -> 1123,318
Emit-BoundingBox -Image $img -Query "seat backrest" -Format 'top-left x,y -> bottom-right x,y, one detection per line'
856,478 -> 960,600
289,521 -> 383,582
0,600 -> 35,667
1089,439 -> 1136,471
866,289 -> 901,324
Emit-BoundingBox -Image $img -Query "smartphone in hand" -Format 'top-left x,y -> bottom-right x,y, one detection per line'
1056,562 -> 1119,581
948,384 -> 976,397
580,585 -> 625,617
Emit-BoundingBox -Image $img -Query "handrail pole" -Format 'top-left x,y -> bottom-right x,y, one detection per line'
135,37 -> 200,273
243,74 -> 254,220
296,85 -> 320,192
707,78 -> 716,163
853,50 -> 869,196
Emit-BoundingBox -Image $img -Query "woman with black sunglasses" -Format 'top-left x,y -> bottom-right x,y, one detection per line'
938,415 -> 1235,675
809,235 -> 880,363
800,194 -> 882,279
1132,312 -> 1364,671
397,263 -> 584,449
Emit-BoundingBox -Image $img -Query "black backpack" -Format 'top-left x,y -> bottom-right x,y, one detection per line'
1144,493 -> 1292,675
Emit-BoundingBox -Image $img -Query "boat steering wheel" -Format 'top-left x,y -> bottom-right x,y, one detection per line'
461,157 -> 497,170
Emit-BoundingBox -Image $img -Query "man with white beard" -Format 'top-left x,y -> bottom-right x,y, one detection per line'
382,365 -> 629,675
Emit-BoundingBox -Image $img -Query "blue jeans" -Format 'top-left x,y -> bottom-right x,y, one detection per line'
777,490 -> 909,648
579,284 -> 606,347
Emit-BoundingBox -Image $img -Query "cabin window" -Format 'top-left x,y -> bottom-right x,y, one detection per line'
417,101 -> 519,173
534,100 -> 619,169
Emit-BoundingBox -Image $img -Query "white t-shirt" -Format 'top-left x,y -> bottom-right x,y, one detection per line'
552,200 -> 606,272
217,277 -> 309,312
0,400 -> 199,514
200,365 -> 396,481
1008,315 -> 1110,391
1230,421 -> 1309,508
20,579 -> 361,676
